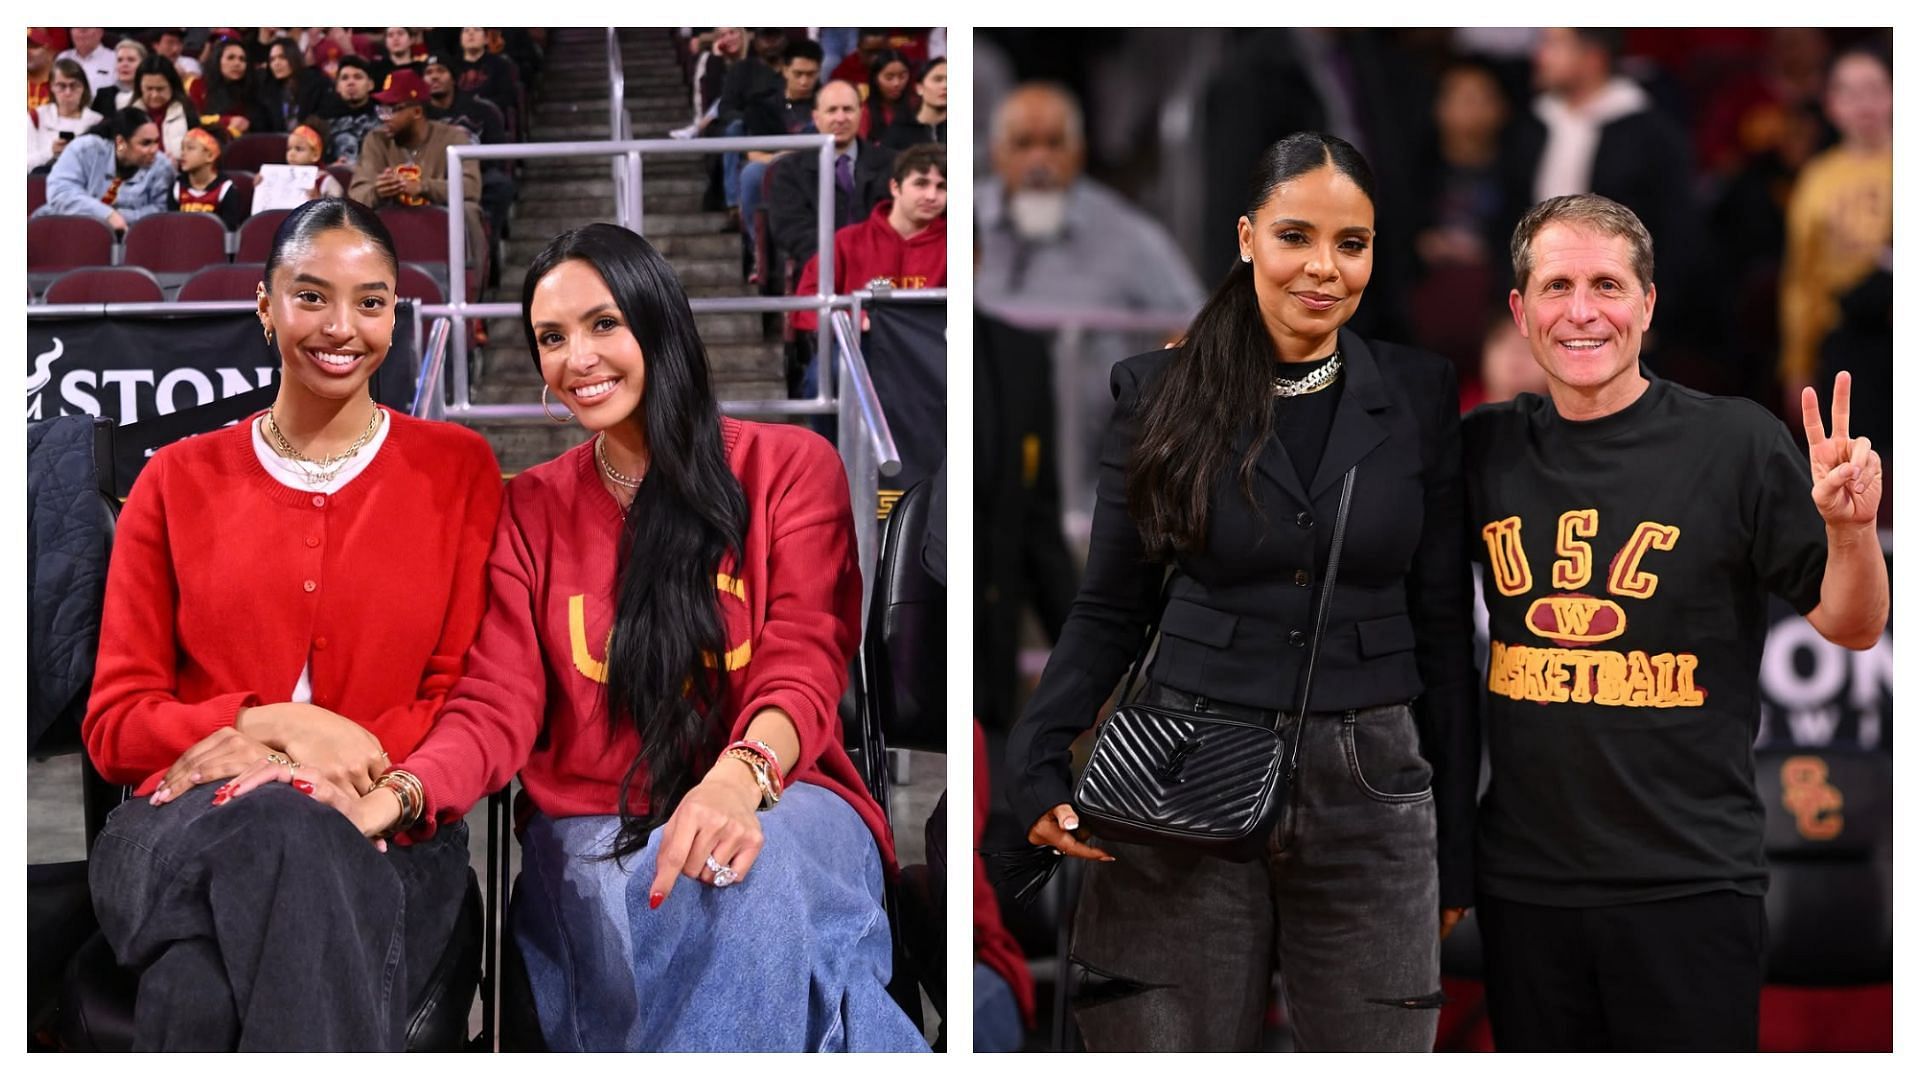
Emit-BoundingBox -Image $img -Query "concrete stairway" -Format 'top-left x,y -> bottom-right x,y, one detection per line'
464,29 -> 786,473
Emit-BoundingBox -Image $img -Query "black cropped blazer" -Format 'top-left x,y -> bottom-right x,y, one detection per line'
1005,328 -> 1481,906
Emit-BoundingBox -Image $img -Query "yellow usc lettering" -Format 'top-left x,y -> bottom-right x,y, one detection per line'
1481,516 -> 1532,597
1780,756 -> 1844,841
1607,521 -> 1681,600
570,575 -> 753,685
1552,509 -> 1598,589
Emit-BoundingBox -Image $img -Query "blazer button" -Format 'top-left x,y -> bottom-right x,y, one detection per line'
314,636 -> 329,650
1288,629 -> 1307,648
305,536 -> 321,548
303,580 -> 317,593
1295,511 -> 1313,529
1294,569 -> 1311,588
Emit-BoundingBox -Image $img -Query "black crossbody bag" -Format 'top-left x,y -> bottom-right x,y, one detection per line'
1070,465 -> 1357,862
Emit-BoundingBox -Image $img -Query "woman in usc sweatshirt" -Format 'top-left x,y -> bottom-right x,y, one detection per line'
82,198 -> 503,1050
235,223 -> 929,1050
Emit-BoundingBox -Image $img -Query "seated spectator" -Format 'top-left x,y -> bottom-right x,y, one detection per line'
828,30 -> 890,87
169,125 -> 248,230
34,107 -> 175,233
714,28 -> 789,225
453,27 -> 518,110
319,56 -> 381,165
350,70 -> 484,262
28,28 -> 56,110
368,27 -> 424,89
792,143 -> 947,332
283,121 -> 347,199
739,40 -> 826,256
768,81 -> 896,268
90,37 -> 148,116
858,49 -> 914,140
260,36 -> 328,133
882,57 -> 946,149
306,26 -> 355,81
203,37 -> 270,137
680,25 -> 744,138
424,54 -> 514,239
135,55 -> 193,165
149,29 -> 205,107
28,58 -> 103,173
59,28 -> 117,97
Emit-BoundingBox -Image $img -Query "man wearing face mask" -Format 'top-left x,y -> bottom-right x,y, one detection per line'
977,82 -> 1205,503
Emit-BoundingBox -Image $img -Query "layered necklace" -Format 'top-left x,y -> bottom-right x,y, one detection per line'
595,433 -> 646,495
262,404 -> 383,487
1272,351 -> 1343,398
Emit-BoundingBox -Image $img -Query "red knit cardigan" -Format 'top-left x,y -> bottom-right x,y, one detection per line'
400,418 -> 895,867
83,410 -> 504,792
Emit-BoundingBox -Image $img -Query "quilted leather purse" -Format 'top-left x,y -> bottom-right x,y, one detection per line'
1072,465 -> 1356,862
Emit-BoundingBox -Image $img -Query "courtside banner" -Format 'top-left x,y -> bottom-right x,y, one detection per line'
27,303 -> 418,495
863,298 -> 946,495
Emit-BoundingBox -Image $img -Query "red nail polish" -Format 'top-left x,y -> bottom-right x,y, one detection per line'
211,791 -> 230,806
649,893 -> 663,910
291,779 -> 315,795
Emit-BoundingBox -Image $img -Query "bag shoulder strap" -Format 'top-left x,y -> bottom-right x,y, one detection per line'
1115,571 -> 1174,706
1286,464 -> 1357,772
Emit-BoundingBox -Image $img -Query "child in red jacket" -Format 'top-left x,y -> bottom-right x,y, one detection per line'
793,142 -> 947,333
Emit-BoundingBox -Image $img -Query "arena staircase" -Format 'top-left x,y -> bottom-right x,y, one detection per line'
466,28 -> 788,474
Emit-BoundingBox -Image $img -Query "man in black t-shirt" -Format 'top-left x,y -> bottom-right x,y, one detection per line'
1463,193 -> 1887,1050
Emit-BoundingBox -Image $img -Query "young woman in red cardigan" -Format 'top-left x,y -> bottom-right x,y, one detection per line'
82,197 -> 503,1050
226,222 -> 930,1050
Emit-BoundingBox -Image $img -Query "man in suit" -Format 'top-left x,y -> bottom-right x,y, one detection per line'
767,80 -> 896,271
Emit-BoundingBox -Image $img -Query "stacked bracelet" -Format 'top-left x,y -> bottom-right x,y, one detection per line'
723,746 -> 783,811
373,769 -> 424,833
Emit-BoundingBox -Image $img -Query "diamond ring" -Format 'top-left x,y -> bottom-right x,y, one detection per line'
704,854 -> 737,888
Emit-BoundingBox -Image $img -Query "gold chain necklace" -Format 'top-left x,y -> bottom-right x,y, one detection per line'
263,405 -> 382,487
595,433 -> 645,490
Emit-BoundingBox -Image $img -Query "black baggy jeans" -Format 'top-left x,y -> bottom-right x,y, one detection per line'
89,781 -> 470,1051
1069,686 -> 1443,1051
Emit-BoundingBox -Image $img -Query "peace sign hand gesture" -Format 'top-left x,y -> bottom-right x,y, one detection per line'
1802,371 -> 1882,529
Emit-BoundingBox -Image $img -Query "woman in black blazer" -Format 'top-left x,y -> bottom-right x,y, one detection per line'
1005,132 -> 1478,1051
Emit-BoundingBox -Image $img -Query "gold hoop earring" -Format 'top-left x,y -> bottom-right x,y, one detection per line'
541,384 -> 574,424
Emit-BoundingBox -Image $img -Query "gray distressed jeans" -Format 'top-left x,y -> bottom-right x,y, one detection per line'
1070,686 -> 1442,1051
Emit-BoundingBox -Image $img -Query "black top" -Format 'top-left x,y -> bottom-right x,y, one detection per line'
880,114 -> 946,150
1464,371 -> 1828,907
1271,353 -> 1345,488
1006,330 -> 1481,905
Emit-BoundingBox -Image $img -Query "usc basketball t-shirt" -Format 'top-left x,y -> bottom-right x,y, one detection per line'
1463,371 -> 1827,906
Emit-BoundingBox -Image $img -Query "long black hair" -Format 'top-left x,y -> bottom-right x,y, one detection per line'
864,48 -> 915,132
1127,131 -> 1376,557
91,106 -> 157,143
521,223 -> 750,859
264,197 -> 400,289
205,38 -> 262,117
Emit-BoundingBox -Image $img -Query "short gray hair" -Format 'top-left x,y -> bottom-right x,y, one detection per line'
1510,193 -> 1654,293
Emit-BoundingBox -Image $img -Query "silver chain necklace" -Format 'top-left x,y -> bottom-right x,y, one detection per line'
1272,352 -> 1343,398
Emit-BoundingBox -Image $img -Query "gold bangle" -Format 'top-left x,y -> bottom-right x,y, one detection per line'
374,769 -> 425,831
724,747 -> 780,811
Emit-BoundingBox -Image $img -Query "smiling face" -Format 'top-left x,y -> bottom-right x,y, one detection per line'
1237,163 -> 1375,361
1508,222 -> 1655,415
139,73 -> 172,111
259,228 -> 397,404
891,167 -> 947,228
530,259 -> 647,431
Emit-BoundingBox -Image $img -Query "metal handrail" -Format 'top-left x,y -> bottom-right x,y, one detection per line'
442,133 -> 839,414
830,309 -> 902,478
408,317 -> 452,419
